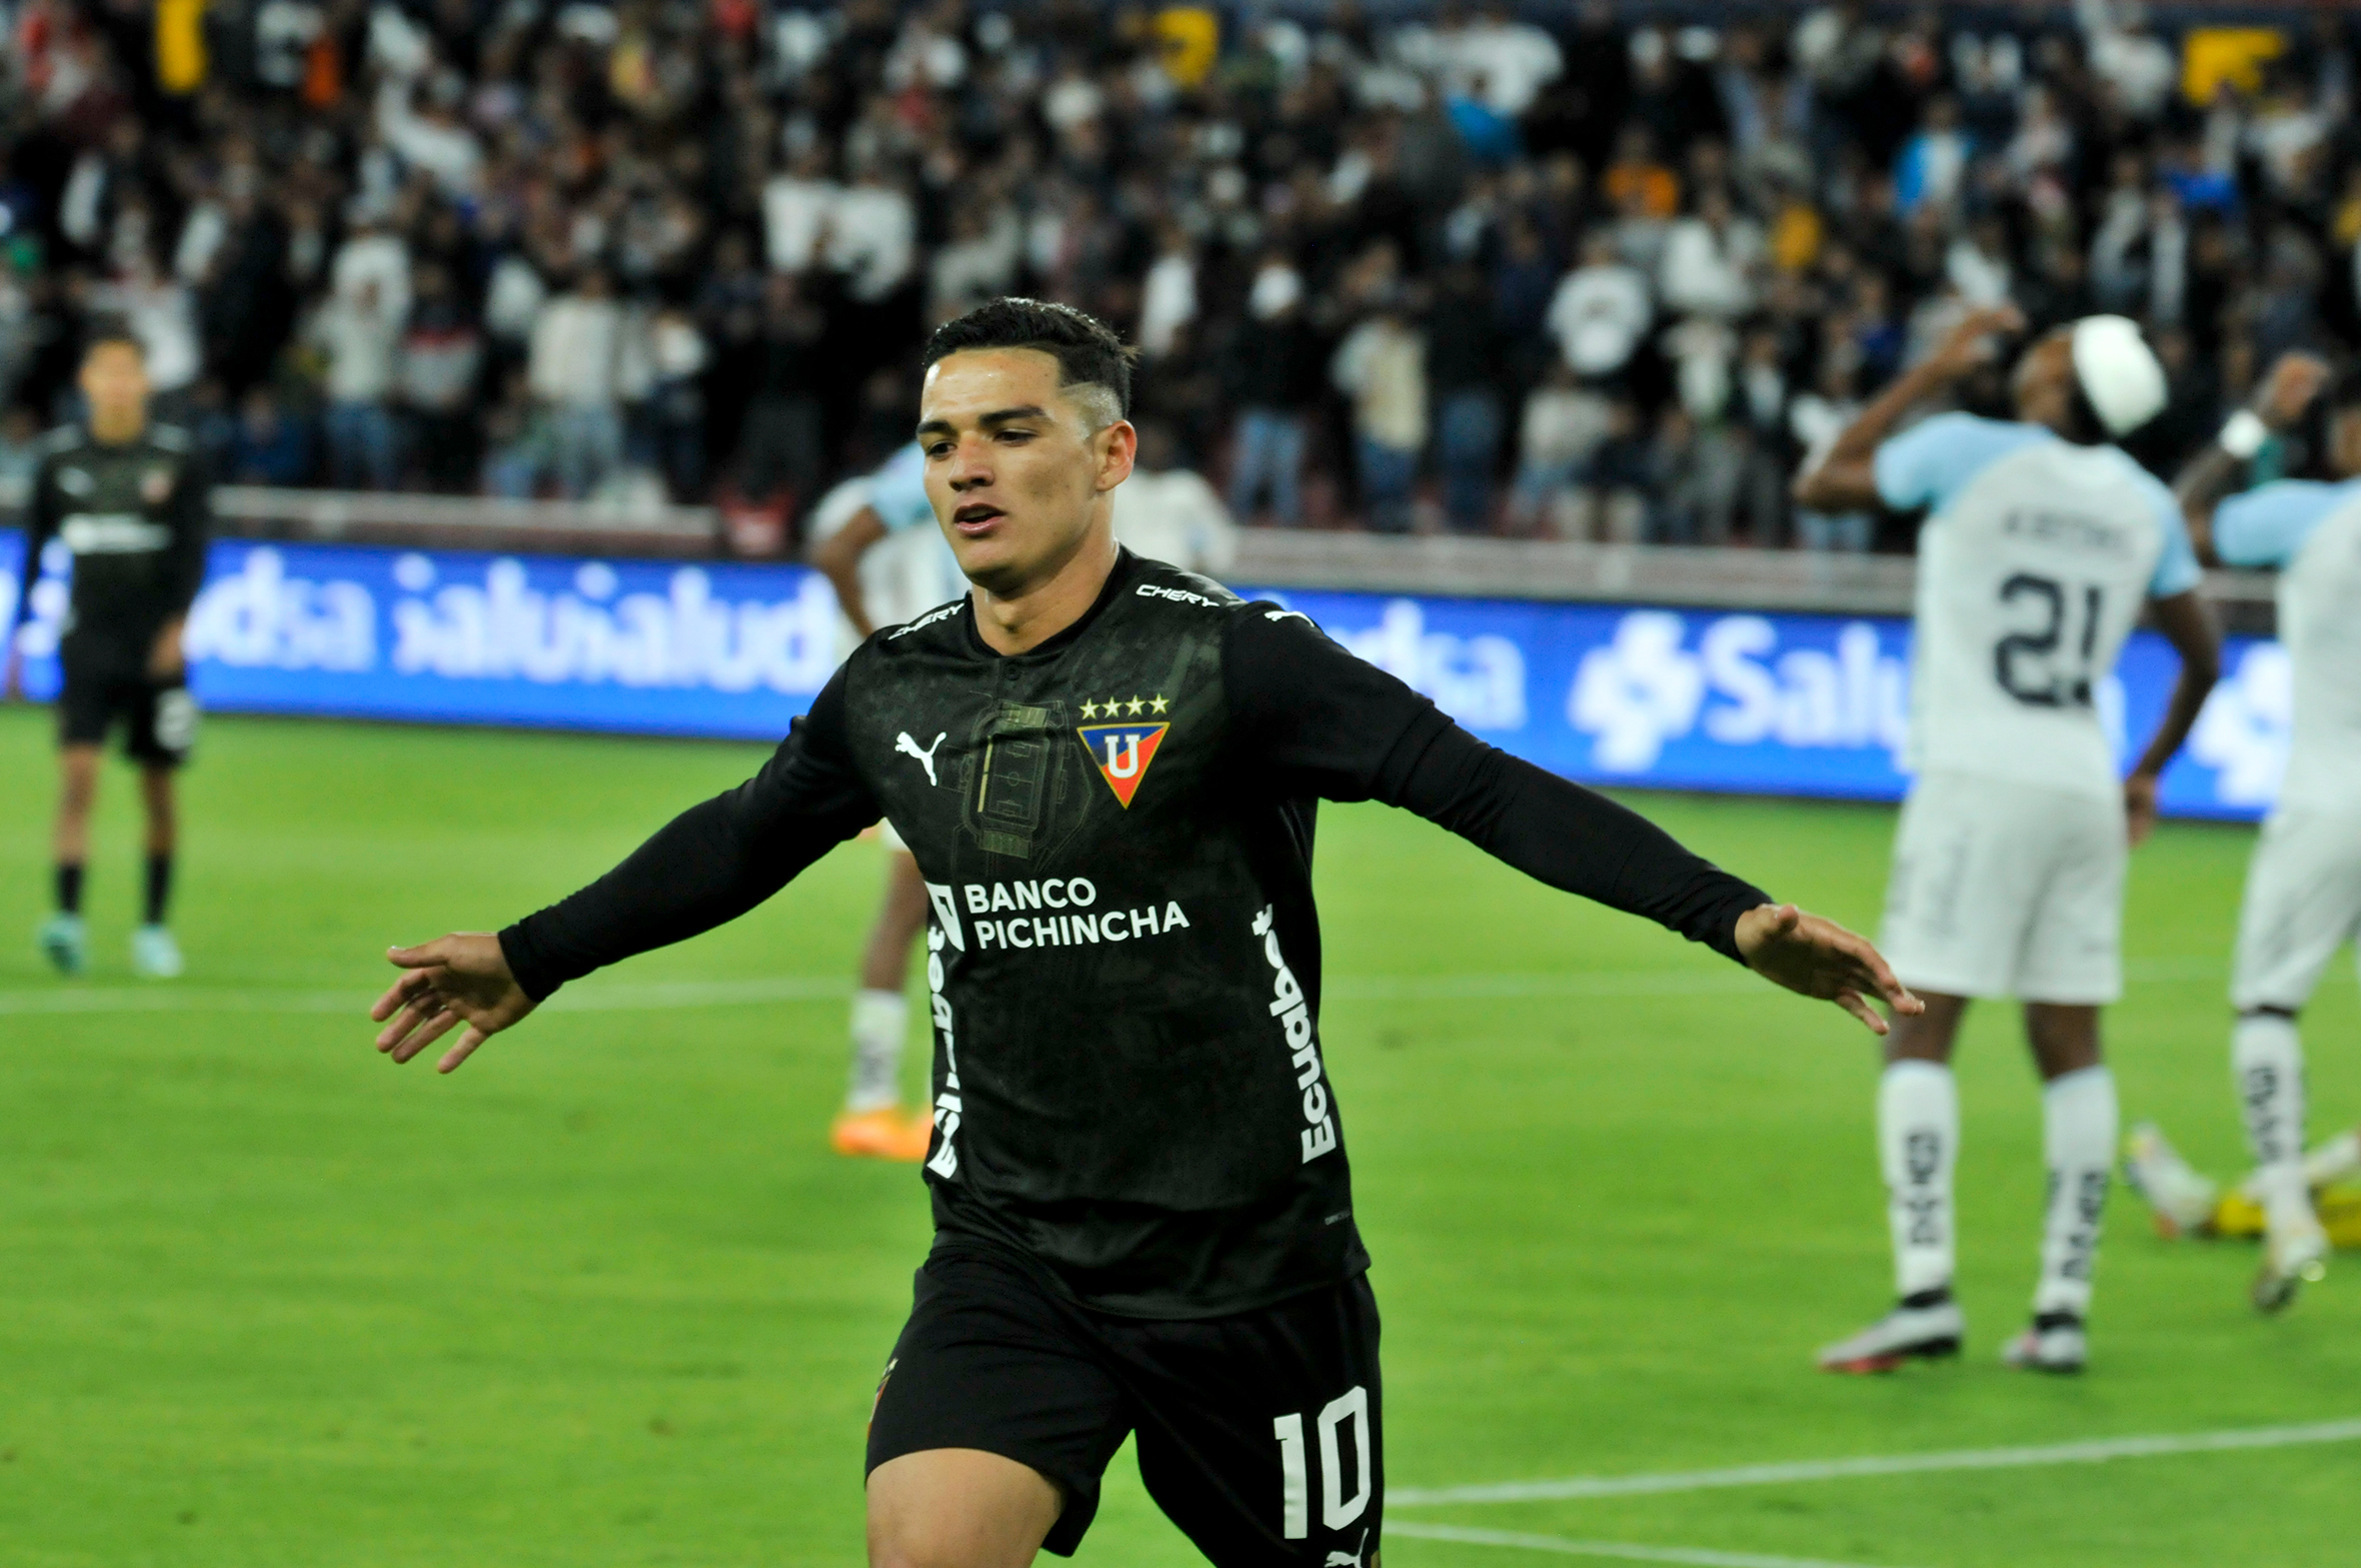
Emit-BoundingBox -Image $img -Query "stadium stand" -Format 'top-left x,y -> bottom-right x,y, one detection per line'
1,1 -> 2358,549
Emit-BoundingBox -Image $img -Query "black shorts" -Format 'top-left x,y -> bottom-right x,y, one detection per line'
58,656 -> 197,766
867,1244 -> 1382,1563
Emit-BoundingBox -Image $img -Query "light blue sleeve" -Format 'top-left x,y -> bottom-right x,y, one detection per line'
2129,468 -> 2202,598
2212,479 -> 2360,569
1872,413 -> 2052,515
868,444 -> 935,533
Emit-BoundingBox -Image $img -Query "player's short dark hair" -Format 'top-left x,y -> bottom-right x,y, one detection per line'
82,320 -> 146,362
922,297 -> 1135,420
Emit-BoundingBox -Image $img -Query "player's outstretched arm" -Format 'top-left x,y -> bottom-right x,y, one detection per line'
372,933 -> 537,1073
363,673 -> 880,1072
1734,903 -> 1922,1036
1792,303 -> 2024,514
2172,351 -> 2328,562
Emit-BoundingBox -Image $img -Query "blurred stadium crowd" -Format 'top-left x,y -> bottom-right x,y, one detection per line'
2,0 -> 2360,547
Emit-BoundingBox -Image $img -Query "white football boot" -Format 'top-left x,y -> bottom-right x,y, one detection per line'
38,912 -> 87,976
2122,1122 -> 2218,1238
2251,1215 -> 2330,1315
1816,1296 -> 1965,1373
131,923 -> 184,979
2000,1314 -> 2086,1374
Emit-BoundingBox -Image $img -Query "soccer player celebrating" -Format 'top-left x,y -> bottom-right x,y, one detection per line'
2164,351 -> 2361,1311
373,298 -> 1916,1564
809,441 -> 969,1161
4,327 -> 210,978
1794,306 -> 2220,1374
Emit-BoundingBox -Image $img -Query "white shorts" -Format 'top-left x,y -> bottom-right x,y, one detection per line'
2231,804 -> 2361,1013
879,815 -> 912,855
1879,770 -> 2127,1004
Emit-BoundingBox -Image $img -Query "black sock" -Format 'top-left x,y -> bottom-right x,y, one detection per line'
144,853 -> 173,926
56,862 -> 84,915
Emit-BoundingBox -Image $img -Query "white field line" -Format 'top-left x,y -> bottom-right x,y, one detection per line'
0,955 -> 2240,1018
1389,1417 -> 2361,1508
1388,1522 -> 1914,1568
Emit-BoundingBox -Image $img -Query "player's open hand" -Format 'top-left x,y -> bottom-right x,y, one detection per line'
2254,351 -> 2331,429
2124,771 -> 2161,847
371,932 -> 537,1073
1734,903 -> 1922,1036
1925,304 -> 2026,381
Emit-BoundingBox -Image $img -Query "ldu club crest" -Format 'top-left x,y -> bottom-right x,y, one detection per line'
1076,719 -> 1169,807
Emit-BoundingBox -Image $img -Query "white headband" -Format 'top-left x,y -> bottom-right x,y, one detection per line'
2069,315 -> 2167,437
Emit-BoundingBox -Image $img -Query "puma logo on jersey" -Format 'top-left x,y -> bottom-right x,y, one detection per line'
1264,609 -> 1314,625
896,731 -> 947,784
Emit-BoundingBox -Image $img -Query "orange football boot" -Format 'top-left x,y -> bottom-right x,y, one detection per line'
831,1106 -> 936,1162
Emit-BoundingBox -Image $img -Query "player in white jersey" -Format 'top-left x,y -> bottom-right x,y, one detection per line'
2156,353 -> 2361,1311
809,443 -> 969,1160
1794,307 -> 2221,1373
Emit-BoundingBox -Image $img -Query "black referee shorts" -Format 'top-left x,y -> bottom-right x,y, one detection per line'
58,654 -> 197,767
867,1243 -> 1381,1563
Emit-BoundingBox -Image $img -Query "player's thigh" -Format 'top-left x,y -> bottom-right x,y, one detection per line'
2232,806 -> 2361,1012
867,1449 -> 1062,1568
124,680 -> 198,769
1881,773 -> 2045,1000
2017,791 -> 2127,1007
867,1247 -> 1133,1559
54,657 -> 120,754
1118,1274 -> 1382,1566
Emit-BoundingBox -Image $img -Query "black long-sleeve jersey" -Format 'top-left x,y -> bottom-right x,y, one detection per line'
17,423 -> 212,664
502,550 -> 1770,1318
17,422 -> 212,661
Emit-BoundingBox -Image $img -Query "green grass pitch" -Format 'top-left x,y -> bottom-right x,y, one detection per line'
2,706 -> 2357,1566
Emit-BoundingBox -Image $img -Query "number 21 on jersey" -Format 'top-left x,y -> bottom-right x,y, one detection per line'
1992,572 -> 2105,708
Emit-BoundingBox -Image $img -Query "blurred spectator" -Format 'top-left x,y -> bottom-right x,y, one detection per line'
1547,231 -> 1652,380
1330,296 -> 1427,535
1223,256 -> 1321,527
1428,261 -> 1506,532
399,264 -> 484,493
309,277 -> 403,491
228,387 -> 312,487
528,266 -> 627,500
1112,419 -> 1237,578
1509,361 -> 1612,537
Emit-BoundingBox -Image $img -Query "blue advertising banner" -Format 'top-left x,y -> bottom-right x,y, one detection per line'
1,533 -> 2293,819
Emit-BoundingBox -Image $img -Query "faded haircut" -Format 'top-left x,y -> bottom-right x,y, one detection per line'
922,297 -> 1136,429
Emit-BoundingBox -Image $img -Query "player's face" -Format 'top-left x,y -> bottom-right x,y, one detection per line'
917,348 -> 1135,597
79,342 -> 151,429
2009,331 -> 2077,433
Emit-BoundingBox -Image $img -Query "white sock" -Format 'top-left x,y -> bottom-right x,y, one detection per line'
2034,1065 -> 2117,1320
1879,1060 -> 1958,1301
846,988 -> 909,1113
2233,1013 -> 2310,1234
2304,1128 -> 2361,1189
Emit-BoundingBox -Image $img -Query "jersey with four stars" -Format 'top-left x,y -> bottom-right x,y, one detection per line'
19,423 -> 212,663
501,549 -> 1770,1318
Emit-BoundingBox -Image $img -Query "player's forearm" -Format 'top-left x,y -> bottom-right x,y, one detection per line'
2131,595 -> 2221,781
1383,721 -> 1769,961
499,789 -> 834,999
1796,356 -> 1952,505
2170,445 -> 2244,560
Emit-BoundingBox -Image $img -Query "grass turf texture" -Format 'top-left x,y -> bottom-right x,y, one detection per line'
2,707 -> 2356,1567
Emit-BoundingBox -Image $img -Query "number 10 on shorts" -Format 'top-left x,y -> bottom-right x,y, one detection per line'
1272,1386 -> 1372,1538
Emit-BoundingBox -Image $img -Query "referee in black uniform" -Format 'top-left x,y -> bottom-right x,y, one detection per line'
5,327 -> 209,978
372,299 -> 1920,1566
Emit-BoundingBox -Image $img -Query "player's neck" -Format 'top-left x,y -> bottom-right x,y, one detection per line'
87,409 -> 147,446
970,527 -> 1121,657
